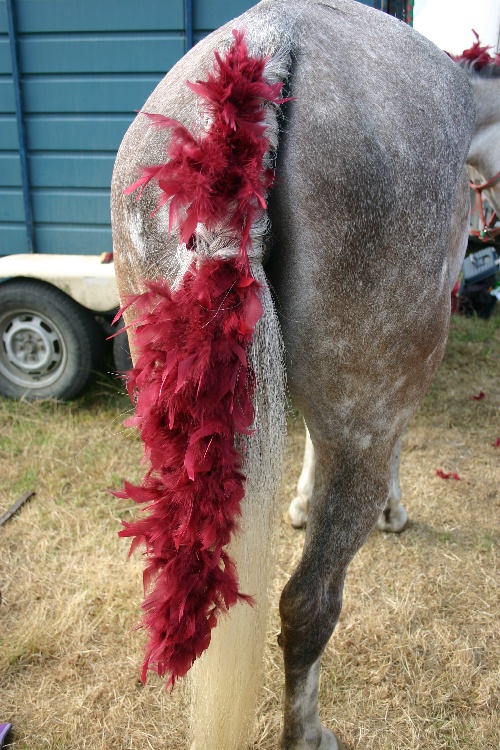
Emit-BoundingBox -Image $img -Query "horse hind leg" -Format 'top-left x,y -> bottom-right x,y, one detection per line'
279,438 -> 392,749
282,656 -> 339,750
290,429 -> 408,533
376,433 -> 408,533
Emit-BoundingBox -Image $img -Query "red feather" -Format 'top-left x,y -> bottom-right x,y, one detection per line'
435,469 -> 461,481
451,30 -> 500,70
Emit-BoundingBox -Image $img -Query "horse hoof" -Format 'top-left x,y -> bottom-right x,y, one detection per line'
288,496 -> 308,528
281,728 -> 343,750
320,728 -> 342,749
376,504 -> 408,533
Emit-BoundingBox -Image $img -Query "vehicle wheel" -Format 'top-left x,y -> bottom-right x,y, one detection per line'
0,279 -> 103,400
112,317 -> 132,374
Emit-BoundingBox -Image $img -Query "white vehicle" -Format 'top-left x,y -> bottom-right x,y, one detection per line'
0,254 -> 123,400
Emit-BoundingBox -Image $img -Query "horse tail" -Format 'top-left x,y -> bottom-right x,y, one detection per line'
189,41 -> 290,750
117,27 -> 291,750
189,262 -> 286,750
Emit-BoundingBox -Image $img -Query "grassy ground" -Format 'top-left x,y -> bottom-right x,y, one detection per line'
0,312 -> 499,750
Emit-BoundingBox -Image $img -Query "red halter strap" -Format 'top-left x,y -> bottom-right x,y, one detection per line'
470,169 -> 500,194
470,168 -> 500,241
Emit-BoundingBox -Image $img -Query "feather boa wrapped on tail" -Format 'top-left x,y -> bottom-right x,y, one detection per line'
116,29 -> 291,742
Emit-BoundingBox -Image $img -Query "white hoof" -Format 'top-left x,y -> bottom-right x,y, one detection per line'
376,503 -> 408,533
288,496 -> 308,528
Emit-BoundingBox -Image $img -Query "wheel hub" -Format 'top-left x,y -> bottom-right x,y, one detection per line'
1,312 -> 66,387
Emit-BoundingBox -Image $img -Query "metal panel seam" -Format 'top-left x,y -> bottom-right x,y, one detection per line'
184,0 -> 193,52
6,0 -> 34,252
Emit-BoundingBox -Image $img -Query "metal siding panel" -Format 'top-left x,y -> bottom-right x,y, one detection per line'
0,36 -> 12,73
0,77 -> 16,112
26,115 -> 133,151
15,1 -> 184,33
32,189 -> 110,225
34,225 -> 112,255
194,0 -> 257,30
0,115 -> 19,148
22,76 -> 163,114
0,188 -> 24,221
29,153 -> 115,189
0,0 -> 7,34
0,224 -> 29,254
18,34 -> 185,75
0,153 -> 22,185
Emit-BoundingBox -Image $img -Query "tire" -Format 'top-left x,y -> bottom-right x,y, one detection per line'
0,279 -> 103,400
112,317 -> 132,374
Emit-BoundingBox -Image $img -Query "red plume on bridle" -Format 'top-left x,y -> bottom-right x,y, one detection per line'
449,32 -> 500,242
450,30 -> 500,70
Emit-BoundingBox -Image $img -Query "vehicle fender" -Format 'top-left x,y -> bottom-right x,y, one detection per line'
0,254 -> 119,313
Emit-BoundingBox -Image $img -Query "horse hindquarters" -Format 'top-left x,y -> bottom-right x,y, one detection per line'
288,159 -> 471,542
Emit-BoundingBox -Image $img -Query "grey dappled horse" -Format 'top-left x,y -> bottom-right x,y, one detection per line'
111,1 -> 474,748
290,52 -> 500,535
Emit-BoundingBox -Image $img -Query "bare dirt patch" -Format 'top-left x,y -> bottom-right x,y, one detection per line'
0,313 -> 499,749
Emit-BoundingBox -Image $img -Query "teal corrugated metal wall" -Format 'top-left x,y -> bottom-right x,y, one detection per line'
0,0 -> 256,256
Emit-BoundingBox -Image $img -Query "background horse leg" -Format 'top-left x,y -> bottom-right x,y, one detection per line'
289,423 -> 315,529
376,434 -> 408,533
279,437 -> 395,750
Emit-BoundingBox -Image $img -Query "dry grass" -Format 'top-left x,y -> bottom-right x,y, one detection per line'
1,312 -> 499,750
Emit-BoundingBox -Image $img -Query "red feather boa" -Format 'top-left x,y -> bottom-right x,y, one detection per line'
116,29 -> 286,686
